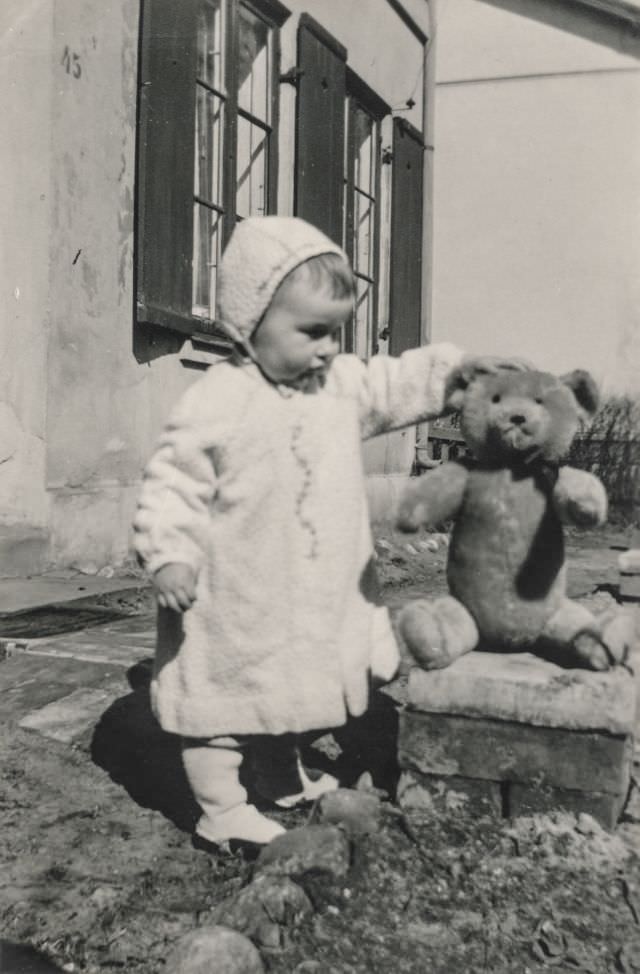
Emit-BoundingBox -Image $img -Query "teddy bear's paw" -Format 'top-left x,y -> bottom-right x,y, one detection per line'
598,610 -> 636,667
399,602 -> 452,669
556,470 -> 607,528
566,610 -> 634,671
565,496 -> 606,529
571,632 -> 613,671
399,597 -> 478,670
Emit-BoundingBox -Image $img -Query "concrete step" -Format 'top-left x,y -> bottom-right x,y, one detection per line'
0,572 -> 150,617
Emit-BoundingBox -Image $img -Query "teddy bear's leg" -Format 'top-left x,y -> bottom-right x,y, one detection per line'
540,599 -> 626,671
398,595 -> 479,670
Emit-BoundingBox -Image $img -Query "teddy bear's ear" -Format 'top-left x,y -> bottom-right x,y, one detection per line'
444,357 -> 531,413
560,370 -> 600,420
444,372 -> 470,413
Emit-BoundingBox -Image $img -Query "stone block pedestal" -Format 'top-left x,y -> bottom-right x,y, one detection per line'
397,650 -> 640,829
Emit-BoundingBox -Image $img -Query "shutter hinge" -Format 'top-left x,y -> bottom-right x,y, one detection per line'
279,66 -> 305,87
381,147 -> 393,165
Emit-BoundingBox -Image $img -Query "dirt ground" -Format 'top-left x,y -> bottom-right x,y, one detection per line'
1,524 -> 639,973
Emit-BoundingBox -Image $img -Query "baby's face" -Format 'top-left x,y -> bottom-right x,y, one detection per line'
251,274 -> 353,385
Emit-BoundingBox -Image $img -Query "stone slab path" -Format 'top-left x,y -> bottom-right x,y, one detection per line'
0,614 -> 156,744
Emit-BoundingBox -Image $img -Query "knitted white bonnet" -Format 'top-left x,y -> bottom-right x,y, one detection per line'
215,216 -> 348,345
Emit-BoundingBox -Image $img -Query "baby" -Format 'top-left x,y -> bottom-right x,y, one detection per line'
134,216 -> 520,849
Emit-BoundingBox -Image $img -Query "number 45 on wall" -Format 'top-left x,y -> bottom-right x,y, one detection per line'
61,45 -> 82,79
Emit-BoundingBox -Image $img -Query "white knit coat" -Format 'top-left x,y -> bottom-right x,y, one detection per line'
134,217 -> 464,738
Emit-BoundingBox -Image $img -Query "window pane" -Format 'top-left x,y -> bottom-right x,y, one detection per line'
345,96 -> 380,359
353,108 -> 373,194
192,203 -> 222,319
238,4 -> 270,123
194,86 -> 224,207
354,189 -> 373,278
354,277 -> 371,359
236,115 -> 268,219
197,0 -> 223,90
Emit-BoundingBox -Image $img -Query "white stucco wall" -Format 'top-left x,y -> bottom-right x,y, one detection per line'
431,0 -> 640,396
43,0 -> 199,570
0,0 -> 53,570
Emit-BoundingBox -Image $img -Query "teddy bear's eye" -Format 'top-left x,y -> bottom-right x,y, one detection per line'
492,394 -> 501,404
535,397 -> 543,405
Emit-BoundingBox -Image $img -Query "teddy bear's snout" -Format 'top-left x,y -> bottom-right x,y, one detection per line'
489,398 -> 547,452
497,398 -> 540,431
509,411 -> 528,426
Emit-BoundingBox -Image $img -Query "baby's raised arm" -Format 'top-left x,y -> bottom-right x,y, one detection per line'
328,344 -> 529,438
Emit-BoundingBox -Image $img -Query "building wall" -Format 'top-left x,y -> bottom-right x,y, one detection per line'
1,0 -> 431,574
430,0 -> 640,396
44,0 -> 198,571
0,0 -> 54,572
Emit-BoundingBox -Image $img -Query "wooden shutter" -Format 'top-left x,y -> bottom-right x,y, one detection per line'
294,15 -> 346,245
389,118 -> 424,355
137,0 -> 198,333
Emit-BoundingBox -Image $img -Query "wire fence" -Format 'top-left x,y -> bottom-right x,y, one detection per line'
568,396 -> 640,521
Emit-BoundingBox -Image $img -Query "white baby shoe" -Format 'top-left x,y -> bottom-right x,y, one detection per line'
272,760 -> 339,809
195,802 -> 285,848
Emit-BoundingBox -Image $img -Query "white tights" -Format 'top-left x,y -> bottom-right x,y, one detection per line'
181,734 -> 338,843
181,735 -> 295,844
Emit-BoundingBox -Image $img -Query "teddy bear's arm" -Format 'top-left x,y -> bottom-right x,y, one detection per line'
396,461 -> 469,532
552,466 -> 607,528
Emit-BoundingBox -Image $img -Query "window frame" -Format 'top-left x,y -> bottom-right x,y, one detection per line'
136,0 -> 289,341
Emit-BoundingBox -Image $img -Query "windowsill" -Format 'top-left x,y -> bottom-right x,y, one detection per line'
179,334 -> 233,369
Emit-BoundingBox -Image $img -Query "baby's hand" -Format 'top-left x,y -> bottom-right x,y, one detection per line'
153,563 -> 197,612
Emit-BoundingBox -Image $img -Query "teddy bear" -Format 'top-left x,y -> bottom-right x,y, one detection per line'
396,366 -> 633,671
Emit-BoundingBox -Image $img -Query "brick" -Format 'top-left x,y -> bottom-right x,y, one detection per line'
397,770 -> 502,817
407,651 -> 639,736
508,781 -> 627,830
398,710 -> 632,796
397,771 -> 629,830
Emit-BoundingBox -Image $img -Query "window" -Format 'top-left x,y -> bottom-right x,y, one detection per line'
294,17 -> 404,360
137,0 -> 289,337
343,74 -> 388,357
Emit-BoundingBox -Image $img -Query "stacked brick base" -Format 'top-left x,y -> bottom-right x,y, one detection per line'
397,650 -> 640,829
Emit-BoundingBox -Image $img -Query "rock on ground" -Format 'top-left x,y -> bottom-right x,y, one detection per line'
164,926 -> 264,974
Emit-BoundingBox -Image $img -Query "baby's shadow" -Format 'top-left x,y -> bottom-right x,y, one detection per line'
90,660 -> 199,833
301,687 -> 401,799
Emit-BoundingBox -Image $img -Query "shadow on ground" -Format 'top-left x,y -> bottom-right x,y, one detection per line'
303,689 -> 401,799
91,659 -> 401,829
90,659 -> 200,834
0,941 -> 63,973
